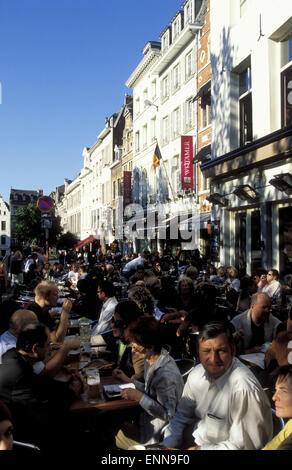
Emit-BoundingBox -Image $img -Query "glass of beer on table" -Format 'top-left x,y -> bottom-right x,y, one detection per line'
86,368 -> 101,404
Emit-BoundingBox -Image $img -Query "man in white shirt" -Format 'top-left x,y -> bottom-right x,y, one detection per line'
162,321 -> 272,450
122,251 -> 150,279
261,269 -> 282,301
67,264 -> 79,288
91,281 -> 118,348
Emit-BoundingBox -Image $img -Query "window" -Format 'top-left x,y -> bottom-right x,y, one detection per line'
201,103 -> 211,128
1,236 -> 6,245
1,221 -> 6,231
239,66 -> 252,145
185,99 -> 194,131
185,51 -> 194,80
152,80 -> 157,100
162,116 -> 169,145
143,89 -> 148,109
113,181 -> 116,200
185,1 -> 193,24
142,124 -> 148,148
161,75 -> 169,101
281,38 -> 292,127
281,65 -> 292,127
171,156 -> 180,195
162,33 -> 169,53
173,18 -> 180,41
150,117 -> 157,142
172,107 -> 181,139
172,64 -> 180,92
135,97 -> 140,117
135,131 -> 140,152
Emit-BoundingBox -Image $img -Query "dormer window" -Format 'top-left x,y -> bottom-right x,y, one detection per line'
173,18 -> 181,41
162,33 -> 169,53
185,1 -> 193,25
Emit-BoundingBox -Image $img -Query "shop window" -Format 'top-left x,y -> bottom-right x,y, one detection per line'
279,207 -> 292,279
281,64 -> 292,127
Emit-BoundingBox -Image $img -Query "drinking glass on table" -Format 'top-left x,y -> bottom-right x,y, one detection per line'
79,321 -> 91,344
86,368 -> 101,404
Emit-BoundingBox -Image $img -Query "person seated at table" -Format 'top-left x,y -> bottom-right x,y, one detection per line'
235,276 -> 258,314
128,265 -> 145,287
42,261 -> 51,280
128,285 -> 155,316
73,278 -> 100,321
110,300 -> 145,382
161,321 -> 272,450
226,267 -> 241,293
0,401 -> 13,450
262,365 -> 292,450
160,277 -> 197,324
264,306 -> 292,371
115,316 -> 184,449
230,292 -> 284,354
260,269 -> 282,303
91,280 -> 118,348
0,323 -> 84,451
49,263 -> 63,280
0,309 -> 80,378
67,263 -> 79,290
28,281 -> 72,344
78,264 -> 88,280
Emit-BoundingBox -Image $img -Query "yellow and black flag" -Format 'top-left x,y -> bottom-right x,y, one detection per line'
153,144 -> 162,171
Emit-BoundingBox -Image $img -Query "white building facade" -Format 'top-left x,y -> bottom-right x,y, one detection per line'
126,0 -> 209,255
202,0 -> 292,278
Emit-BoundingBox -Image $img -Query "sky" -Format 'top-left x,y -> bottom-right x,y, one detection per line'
0,0 -> 182,203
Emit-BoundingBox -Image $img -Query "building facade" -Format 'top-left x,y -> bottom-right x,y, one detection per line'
201,0 -> 292,278
9,189 -> 43,249
0,196 -> 10,256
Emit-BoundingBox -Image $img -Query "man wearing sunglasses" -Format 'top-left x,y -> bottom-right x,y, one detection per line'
91,281 -> 118,349
260,269 -> 282,302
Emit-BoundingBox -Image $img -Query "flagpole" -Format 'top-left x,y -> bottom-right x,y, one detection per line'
160,158 -> 176,201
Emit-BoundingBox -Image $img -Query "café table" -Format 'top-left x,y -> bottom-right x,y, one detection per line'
55,355 -> 139,413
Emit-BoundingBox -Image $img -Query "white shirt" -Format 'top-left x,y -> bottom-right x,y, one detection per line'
261,280 -> 282,300
91,296 -> 118,337
68,270 -> 79,285
122,256 -> 144,275
162,358 -> 272,450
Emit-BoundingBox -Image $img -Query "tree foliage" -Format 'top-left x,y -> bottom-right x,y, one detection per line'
55,232 -> 79,251
15,202 -> 62,248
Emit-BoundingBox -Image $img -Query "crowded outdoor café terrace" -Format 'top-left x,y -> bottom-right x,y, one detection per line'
0,245 -> 292,453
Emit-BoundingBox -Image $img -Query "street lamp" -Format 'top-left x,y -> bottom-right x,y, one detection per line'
269,173 -> 292,194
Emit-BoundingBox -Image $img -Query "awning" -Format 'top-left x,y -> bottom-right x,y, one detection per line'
191,144 -> 211,164
192,81 -> 211,102
75,235 -> 99,251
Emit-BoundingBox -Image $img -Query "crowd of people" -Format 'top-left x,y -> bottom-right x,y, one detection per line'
0,242 -> 292,452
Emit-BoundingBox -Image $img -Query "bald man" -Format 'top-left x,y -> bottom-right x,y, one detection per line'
0,310 -> 38,359
0,309 -> 80,378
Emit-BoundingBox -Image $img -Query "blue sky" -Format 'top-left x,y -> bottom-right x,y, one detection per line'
0,0 -> 181,203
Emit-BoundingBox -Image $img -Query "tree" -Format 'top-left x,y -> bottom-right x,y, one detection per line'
56,232 -> 79,251
15,202 -> 62,248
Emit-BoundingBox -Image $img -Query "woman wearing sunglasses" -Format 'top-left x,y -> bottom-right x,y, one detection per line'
111,300 -> 145,383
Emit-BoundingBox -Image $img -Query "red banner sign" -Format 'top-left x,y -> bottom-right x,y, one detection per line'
123,171 -> 132,208
181,136 -> 194,189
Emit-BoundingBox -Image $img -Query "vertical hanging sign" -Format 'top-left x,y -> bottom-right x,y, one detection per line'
181,136 -> 194,189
